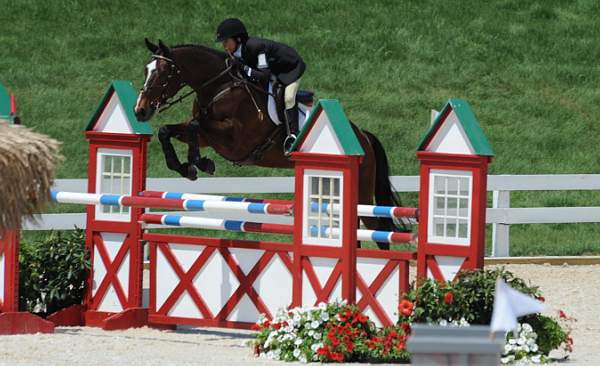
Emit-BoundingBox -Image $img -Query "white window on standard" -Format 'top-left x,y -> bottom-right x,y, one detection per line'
428,169 -> 472,245
95,148 -> 133,221
303,170 -> 343,246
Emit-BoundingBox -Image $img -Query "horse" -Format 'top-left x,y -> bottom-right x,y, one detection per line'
133,39 -> 410,249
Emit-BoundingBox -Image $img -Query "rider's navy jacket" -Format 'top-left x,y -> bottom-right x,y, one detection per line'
238,37 -> 306,85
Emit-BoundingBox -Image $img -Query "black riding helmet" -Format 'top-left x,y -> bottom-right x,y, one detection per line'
215,18 -> 248,42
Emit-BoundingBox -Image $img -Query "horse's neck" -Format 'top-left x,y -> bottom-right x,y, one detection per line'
175,47 -> 231,98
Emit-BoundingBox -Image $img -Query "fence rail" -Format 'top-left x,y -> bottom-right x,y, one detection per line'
29,174 -> 600,257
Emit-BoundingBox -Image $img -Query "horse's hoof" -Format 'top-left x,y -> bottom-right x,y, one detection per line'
180,163 -> 198,181
196,157 -> 216,176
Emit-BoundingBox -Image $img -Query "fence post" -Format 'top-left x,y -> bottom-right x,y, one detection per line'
491,190 -> 510,257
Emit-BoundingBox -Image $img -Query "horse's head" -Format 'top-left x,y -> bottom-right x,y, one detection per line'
134,39 -> 185,121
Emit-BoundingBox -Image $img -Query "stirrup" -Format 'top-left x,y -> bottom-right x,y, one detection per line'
283,134 -> 297,156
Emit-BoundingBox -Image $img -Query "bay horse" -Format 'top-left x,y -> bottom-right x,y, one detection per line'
133,39 -> 410,249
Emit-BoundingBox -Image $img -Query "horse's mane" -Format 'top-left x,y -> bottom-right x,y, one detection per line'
172,44 -> 227,59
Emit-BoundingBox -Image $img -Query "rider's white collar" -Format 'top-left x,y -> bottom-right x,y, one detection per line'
233,45 -> 242,58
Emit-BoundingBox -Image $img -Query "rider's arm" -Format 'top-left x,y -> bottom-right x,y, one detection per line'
243,64 -> 270,83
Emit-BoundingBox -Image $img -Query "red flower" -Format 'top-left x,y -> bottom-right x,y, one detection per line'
536,295 -> 545,302
367,340 -> 377,350
396,340 -> 406,351
262,319 -> 270,327
316,347 -> 329,356
400,322 -> 411,335
559,310 -> 567,319
398,299 -> 414,317
250,323 -> 261,331
331,337 -> 340,347
330,352 -> 344,362
444,291 -> 454,305
327,331 -> 337,341
272,322 -> 282,329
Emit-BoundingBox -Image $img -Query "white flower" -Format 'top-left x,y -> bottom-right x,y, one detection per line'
299,355 -> 308,363
522,323 -> 532,333
504,344 -> 513,354
311,320 -> 320,329
293,314 -> 301,322
531,354 -> 542,364
508,338 -> 517,345
522,344 -> 530,353
530,343 -> 539,353
318,302 -> 327,310
308,330 -> 315,336
517,336 -> 526,345
501,356 -> 511,364
266,351 -> 275,359
293,349 -> 301,358
439,319 -> 448,326
321,312 -> 329,321
313,332 -> 321,340
311,343 -> 320,352
295,338 -> 303,346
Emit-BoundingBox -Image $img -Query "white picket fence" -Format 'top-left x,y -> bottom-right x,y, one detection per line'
24,174 -> 600,257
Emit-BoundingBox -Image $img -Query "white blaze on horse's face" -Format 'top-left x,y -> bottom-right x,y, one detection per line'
135,59 -> 159,121
144,60 -> 157,90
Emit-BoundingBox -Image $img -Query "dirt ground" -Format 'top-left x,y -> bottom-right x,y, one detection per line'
0,264 -> 597,366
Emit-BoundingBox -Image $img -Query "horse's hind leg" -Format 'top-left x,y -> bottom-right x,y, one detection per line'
158,124 -> 198,180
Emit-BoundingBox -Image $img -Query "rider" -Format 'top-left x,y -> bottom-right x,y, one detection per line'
215,18 -> 306,153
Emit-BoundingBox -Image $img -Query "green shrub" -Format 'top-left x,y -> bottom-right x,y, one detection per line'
19,229 -> 90,315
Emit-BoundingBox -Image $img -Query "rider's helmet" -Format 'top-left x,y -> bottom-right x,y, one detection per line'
215,18 -> 248,43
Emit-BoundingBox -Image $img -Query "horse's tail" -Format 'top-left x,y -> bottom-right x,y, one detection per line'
362,130 -> 412,233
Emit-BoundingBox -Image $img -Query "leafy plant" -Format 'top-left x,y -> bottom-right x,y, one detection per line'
251,301 -> 410,363
398,267 -> 573,362
19,229 -> 90,315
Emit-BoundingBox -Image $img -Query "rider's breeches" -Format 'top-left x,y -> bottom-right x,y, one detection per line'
284,78 -> 301,110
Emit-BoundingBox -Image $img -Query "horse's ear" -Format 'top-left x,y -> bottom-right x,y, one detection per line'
145,38 -> 159,54
158,39 -> 172,57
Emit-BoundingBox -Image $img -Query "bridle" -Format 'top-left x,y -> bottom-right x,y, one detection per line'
140,55 -> 185,111
141,54 -> 235,113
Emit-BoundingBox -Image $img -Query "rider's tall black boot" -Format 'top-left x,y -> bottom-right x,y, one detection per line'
283,106 -> 299,155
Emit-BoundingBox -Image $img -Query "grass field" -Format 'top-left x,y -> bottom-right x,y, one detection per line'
3,0 -> 600,256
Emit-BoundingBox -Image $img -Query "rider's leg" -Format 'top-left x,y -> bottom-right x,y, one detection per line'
283,79 -> 301,153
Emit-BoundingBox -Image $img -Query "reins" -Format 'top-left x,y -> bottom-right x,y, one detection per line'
153,54 -> 271,121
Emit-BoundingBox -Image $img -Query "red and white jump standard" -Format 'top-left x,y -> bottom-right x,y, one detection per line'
0,80 -> 493,333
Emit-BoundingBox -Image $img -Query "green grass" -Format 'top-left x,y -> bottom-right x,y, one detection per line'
3,0 -> 600,255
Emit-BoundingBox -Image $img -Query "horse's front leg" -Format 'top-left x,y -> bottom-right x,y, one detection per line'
186,118 -> 215,175
158,124 -> 198,181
